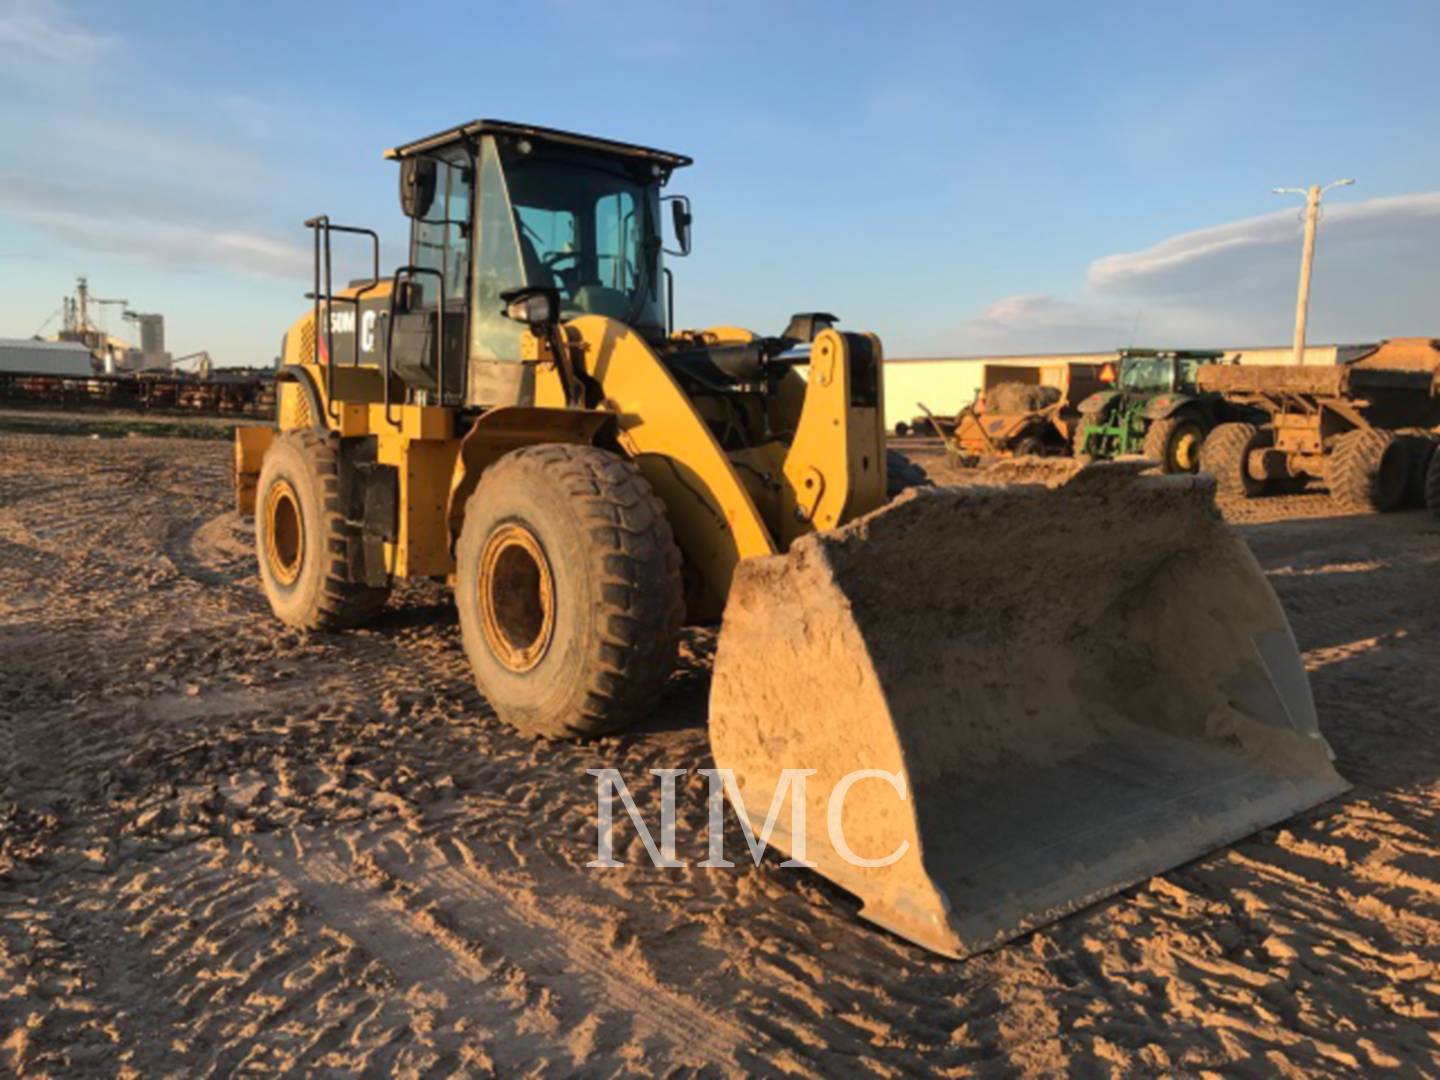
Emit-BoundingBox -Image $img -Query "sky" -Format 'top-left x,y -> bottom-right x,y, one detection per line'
1,0 -> 1437,367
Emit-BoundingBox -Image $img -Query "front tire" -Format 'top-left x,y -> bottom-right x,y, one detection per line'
1143,415 -> 1206,474
455,444 -> 684,739
254,431 -> 390,630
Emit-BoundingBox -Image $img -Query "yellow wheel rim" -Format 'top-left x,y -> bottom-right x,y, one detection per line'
1175,429 -> 1201,471
478,523 -> 556,673
263,479 -> 304,586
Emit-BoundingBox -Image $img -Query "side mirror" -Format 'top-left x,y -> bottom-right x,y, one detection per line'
500,286 -> 560,330
663,195 -> 692,256
399,157 -> 437,219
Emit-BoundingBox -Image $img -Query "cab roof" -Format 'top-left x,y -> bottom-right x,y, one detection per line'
1118,348 -> 1225,359
384,119 -> 693,169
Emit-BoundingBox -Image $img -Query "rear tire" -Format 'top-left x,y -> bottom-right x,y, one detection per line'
455,444 -> 684,739
1398,435 -> 1437,509
1327,428 -> 1406,513
1010,435 -> 1046,458
886,449 -> 931,496
1072,416 -> 1095,458
1143,415 -> 1206,474
254,431 -> 390,630
1200,422 -> 1265,498
1425,439 -> 1440,518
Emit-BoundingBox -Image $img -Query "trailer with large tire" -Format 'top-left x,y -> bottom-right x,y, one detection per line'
934,361 -> 1108,465
1196,338 -> 1440,512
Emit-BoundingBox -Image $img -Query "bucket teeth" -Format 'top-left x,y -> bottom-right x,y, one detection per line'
709,463 -> 1349,958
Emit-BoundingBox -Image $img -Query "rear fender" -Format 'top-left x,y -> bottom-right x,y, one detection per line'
276,365 -> 328,432
234,426 -> 276,515
1143,394 -> 1199,421
1078,389 -> 1119,416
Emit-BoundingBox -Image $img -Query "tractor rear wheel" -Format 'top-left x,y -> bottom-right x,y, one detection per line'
1200,422 -> 1265,497
254,431 -> 391,630
1327,428 -> 1407,513
1143,415 -> 1206,474
455,444 -> 684,739
1072,417 -> 1095,458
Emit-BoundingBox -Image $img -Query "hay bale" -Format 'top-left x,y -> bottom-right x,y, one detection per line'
983,382 -> 1061,414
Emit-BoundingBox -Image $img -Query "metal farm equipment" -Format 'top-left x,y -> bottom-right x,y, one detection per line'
1197,338 -> 1440,512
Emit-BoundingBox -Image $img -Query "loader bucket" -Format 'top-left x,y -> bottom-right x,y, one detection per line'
709,459 -> 1348,959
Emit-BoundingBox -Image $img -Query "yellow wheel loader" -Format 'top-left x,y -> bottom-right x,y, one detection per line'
234,119 -> 1348,958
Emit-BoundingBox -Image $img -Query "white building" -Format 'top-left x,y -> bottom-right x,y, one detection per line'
0,338 -> 96,377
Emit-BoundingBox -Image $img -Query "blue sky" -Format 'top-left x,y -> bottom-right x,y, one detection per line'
2,0 -> 1437,366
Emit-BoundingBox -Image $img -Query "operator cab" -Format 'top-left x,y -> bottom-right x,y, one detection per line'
391,121 -> 689,330
1115,349 -> 1223,395
311,120 -> 693,410
308,120 -> 835,422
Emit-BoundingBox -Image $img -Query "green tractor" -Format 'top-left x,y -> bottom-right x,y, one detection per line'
1073,349 -> 1256,474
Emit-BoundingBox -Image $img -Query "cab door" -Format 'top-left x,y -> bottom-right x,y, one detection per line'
392,149 -> 472,403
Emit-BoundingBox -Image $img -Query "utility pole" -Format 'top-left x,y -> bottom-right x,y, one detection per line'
1272,179 -> 1354,365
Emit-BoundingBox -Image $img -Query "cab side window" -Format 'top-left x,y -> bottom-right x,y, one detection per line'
594,191 -> 637,292
1177,358 -> 1200,392
410,152 -> 472,305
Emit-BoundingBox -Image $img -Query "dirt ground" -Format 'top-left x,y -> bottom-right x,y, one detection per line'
1,428 -> 1437,1077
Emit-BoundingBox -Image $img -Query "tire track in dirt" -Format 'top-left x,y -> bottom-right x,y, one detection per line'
5,426 -> 1440,1077
250,825 -> 756,1073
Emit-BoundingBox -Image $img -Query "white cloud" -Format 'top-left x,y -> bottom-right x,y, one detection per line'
1089,192 -> 1440,295
952,293 -> 1134,354
0,0 -> 112,62
950,191 -> 1440,352
0,173 -> 309,279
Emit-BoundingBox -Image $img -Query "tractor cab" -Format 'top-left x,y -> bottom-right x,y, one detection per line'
1113,349 -> 1221,396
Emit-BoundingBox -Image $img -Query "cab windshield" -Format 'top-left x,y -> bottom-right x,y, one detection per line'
506,155 -> 663,330
1118,357 -> 1174,393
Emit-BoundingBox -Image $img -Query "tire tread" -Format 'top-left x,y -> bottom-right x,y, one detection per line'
1200,422 -> 1260,497
1327,428 -> 1399,513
